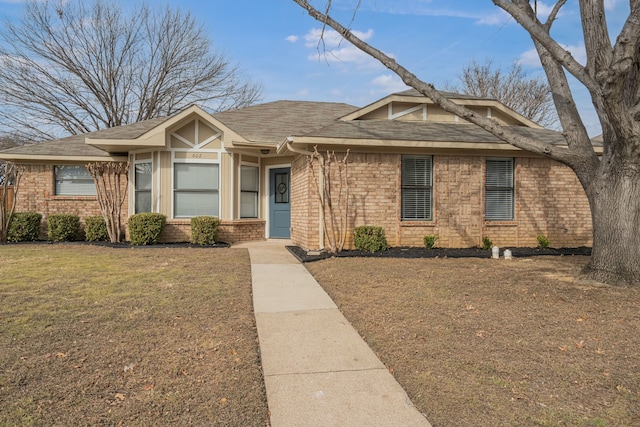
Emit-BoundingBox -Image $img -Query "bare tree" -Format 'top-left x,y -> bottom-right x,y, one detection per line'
308,147 -> 350,253
445,60 -> 557,128
1,162 -> 24,243
0,0 -> 262,140
293,0 -> 640,287
86,162 -> 129,243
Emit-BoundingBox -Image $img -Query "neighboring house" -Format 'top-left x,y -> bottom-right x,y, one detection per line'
0,90 -> 596,249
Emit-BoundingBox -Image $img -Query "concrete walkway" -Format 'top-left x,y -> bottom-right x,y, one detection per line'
234,240 -> 431,427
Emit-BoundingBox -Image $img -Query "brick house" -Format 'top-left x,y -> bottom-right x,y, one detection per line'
0,90 -> 596,248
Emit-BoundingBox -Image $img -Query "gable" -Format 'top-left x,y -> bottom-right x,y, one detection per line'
341,91 -> 540,128
168,116 -> 223,150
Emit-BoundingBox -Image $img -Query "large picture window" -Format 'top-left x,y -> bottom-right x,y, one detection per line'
240,165 -> 259,218
401,155 -> 433,221
485,158 -> 514,221
134,162 -> 152,213
54,165 -> 96,196
174,163 -> 219,218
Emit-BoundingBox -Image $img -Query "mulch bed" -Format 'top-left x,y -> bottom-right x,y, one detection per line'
287,245 -> 592,263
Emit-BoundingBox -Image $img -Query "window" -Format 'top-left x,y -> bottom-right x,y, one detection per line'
274,172 -> 289,204
240,166 -> 259,218
485,158 -> 514,221
54,165 -> 96,196
134,162 -> 152,213
174,163 -> 219,217
401,156 -> 433,221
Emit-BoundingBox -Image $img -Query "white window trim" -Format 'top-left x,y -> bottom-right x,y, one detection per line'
171,153 -> 221,219
240,162 -> 260,219
265,163 -> 291,239
133,158 -> 153,214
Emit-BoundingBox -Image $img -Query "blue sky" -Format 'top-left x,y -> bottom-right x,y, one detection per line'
0,0 -> 631,135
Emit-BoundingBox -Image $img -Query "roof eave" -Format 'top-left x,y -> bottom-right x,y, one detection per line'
0,153 -> 127,162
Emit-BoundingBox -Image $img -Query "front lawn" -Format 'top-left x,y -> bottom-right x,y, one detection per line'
306,256 -> 640,427
0,244 -> 268,426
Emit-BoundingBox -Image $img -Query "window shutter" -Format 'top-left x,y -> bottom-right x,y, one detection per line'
485,159 -> 514,220
402,156 -> 433,221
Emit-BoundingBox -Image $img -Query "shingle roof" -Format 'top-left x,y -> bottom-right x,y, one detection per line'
0,134 -> 112,157
301,120 -> 567,145
213,100 -> 356,144
0,116 -> 172,158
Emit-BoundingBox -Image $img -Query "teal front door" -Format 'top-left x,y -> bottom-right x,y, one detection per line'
269,167 -> 291,238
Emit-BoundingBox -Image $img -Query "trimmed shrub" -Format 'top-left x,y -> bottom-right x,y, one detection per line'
423,234 -> 438,249
354,226 -> 388,253
481,236 -> 493,250
128,213 -> 166,245
537,234 -> 550,249
84,215 -> 109,242
47,214 -> 80,242
191,216 -> 221,245
7,212 -> 42,242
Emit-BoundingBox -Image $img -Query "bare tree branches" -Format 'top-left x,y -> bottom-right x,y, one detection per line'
446,60 -> 558,128
0,162 -> 24,242
292,0 -> 583,168
86,162 -> 128,243
308,147 -> 350,253
0,0 -> 262,141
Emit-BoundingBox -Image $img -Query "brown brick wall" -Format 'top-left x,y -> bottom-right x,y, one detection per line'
291,153 -> 593,250
290,155 -> 317,249
14,164 -> 128,239
158,219 -> 265,243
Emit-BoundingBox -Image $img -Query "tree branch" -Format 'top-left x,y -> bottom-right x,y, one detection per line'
292,0 -> 584,167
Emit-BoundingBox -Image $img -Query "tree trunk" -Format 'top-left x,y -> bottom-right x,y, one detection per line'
583,166 -> 640,286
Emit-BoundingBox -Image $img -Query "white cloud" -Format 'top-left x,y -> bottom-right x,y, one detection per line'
370,74 -> 410,94
518,43 -> 586,68
604,0 -> 618,10
303,27 -> 383,69
296,88 -> 309,97
517,48 -> 542,68
475,9 -> 511,26
285,35 -> 299,43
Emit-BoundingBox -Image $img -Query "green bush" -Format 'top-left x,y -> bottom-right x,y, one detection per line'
354,226 -> 388,253
423,234 -> 438,249
191,216 -> 221,245
128,213 -> 166,245
7,212 -> 42,242
84,215 -> 109,242
536,234 -> 550,250
481,236 -> 493,250
47,214 -> 80,242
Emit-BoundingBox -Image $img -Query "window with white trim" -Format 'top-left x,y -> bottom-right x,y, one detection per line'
401,155 -> 433,221
54,165 -> 96,196
485,158 -> 514,221
173,163 -> 219,217
134,162 -> 152,213
240,165 -> 259,218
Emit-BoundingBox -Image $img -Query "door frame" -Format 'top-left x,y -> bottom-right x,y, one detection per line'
265,164 -> 291,239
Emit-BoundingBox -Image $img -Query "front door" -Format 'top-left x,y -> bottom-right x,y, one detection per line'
269,167 -> 291,238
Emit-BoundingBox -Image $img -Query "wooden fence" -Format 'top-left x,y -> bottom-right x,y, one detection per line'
1,186 -> 15,211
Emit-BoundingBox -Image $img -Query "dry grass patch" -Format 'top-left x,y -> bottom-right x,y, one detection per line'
0,244 -> 268,426
306,256 -> 640,427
